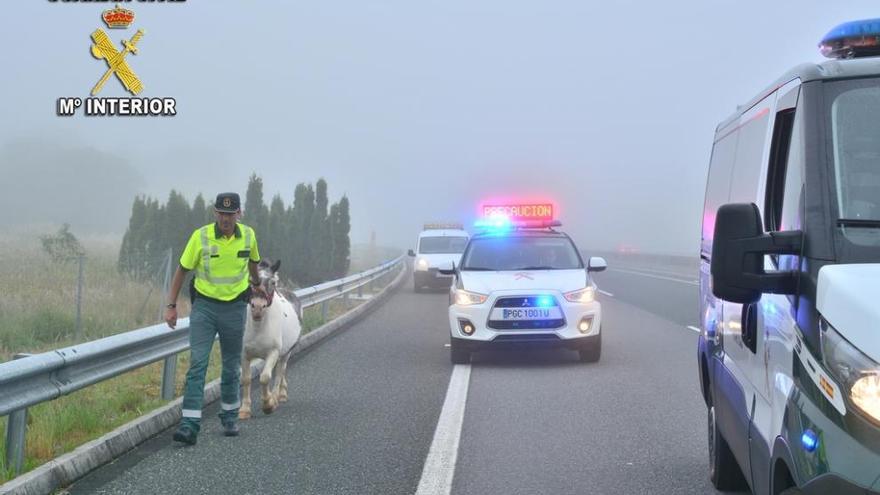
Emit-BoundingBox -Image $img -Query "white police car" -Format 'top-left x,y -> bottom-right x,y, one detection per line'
443,212 -> 607,364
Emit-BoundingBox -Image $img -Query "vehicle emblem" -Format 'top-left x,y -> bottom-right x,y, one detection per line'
522,299 -> 530,307
514,273 -> 533,280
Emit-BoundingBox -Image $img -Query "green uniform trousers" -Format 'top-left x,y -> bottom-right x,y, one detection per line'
180,297 -> 246,433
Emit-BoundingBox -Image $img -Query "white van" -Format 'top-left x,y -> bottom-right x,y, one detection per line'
698,19 -> 880,495
408,224 -> 469,292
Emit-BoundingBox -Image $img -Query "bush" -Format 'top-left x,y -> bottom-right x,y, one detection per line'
39,224 -> 85,264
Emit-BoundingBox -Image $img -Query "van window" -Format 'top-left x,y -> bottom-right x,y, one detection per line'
780,105 -> 804,233
729,107 -> 771,203
764,108 -> 796,232
702,130 -> 738,248
830,82 -> 880,247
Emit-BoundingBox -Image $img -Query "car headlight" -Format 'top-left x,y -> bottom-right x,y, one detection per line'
822,322 -> 880,423
453,288 -> 487,306
564,286 -> 595,304
416,258 -> 429,270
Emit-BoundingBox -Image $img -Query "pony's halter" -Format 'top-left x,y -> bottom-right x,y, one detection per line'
258,277 -> 276,307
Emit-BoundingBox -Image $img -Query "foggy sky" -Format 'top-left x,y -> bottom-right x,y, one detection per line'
1,1 -> 876,254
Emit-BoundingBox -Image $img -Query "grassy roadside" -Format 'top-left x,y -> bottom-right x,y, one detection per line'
0,234 -> 399,484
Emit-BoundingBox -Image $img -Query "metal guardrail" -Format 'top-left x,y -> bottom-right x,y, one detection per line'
0,255 -> 404,475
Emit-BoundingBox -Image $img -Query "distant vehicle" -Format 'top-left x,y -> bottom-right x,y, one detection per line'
698,19 -> 880,495
408,223 -> 469,292
443,204 -> 606,364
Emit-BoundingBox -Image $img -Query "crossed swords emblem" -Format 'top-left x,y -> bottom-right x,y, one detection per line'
90,28 -> 145,96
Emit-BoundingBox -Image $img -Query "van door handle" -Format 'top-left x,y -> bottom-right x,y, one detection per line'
741,303 -> 758,354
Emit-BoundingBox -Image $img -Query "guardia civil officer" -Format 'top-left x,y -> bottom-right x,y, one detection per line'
164,192 -> 263,445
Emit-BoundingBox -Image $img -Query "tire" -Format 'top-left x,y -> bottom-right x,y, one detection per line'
450,340 -> 470,364
578,333 -> 601,363
708,405 -> 748,490
413,279 -> 423,293
780,488 -> 803,495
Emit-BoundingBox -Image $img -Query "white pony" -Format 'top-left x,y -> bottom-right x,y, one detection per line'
240,259 -> 303,419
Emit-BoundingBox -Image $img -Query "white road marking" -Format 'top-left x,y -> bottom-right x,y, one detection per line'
598,289 -> 614,297
687,326 -> 701,333
443,343 -> 451,348
415,364 -> 472,495
609,267 -> 699,286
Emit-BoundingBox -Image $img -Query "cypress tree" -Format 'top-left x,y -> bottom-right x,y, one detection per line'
290,183 -> 315,285
191,194 -> 207,230
267,194 -> 286,262
331,196 -> 351,278
118,195 -> 147,275
244,174 -> 268,236
309,179 -> 331,282
165,190 -> 191,260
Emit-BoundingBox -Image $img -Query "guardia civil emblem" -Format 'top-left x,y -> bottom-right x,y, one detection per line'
90,5 -> 145,96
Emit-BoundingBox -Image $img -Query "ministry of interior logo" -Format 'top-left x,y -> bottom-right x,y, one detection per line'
56,4 -> 177,117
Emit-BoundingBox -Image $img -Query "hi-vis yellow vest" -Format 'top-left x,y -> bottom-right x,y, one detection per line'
180,223 -> 261,301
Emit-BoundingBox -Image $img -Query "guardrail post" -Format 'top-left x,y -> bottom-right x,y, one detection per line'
343,290 -> 349,309
321,301 -> 328,323
159,249 -> 177,401
357,283 -> 363,298
5,353 -> 31,476
160,355 -> 178,401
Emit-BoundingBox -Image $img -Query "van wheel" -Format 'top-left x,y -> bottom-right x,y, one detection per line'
708,405 -> 748,490
450,340 -> 470,364
578,333 -> 601,363
780,488 -> 803,495
413,281 -> 423,293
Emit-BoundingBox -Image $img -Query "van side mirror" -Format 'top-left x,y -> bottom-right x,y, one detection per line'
407,249 -> 415,257
588,257 -> 607,272
710,203 -> 802,304
438,261 -> 456,276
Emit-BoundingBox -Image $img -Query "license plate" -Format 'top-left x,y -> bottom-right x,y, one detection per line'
490,307 -> 563,320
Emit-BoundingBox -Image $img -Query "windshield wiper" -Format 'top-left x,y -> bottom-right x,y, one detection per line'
462,267 -> 495,271
837,218 -> 880,228
515,266 -> 555,271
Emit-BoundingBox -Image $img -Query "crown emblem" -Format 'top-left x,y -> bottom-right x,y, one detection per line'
223,198 -> 232,208
102,4 -> 135,29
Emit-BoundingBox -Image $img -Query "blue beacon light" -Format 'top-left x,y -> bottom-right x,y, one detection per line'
536,296 -> 554,308
801,429 -> 819,453
820,18 -> 880,59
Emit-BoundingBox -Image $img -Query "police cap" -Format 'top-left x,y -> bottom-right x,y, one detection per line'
214,192 -> 241,213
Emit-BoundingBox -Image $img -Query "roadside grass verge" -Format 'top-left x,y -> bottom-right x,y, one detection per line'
1,234 -> 400,484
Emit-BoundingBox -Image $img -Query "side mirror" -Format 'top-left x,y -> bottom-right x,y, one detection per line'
407,249 -> 416,257
438,261 -> 456,276
710,203 -> 802,304
587,257 -> 607,272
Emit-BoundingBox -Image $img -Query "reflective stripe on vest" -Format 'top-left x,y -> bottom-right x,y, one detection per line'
195,225 -> 252,285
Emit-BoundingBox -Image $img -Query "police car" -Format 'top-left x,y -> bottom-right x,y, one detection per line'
408,224 -> 469,292
699,19 -> 880,495
443,204 -> 606,364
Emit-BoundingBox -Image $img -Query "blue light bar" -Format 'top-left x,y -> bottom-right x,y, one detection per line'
820,18 -> 880,59
536,296 -> 554,308
801,429 -> 819,452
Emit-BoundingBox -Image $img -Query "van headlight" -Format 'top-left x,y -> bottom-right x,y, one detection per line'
564,286 -> 595,304
453,289 -> 487,306
822,322 -> 880,423
416,258 -> 429,271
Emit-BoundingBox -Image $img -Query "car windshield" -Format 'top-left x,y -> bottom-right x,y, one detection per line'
461,235 -> 583,271
419,236 -> 468,254
830,80 -> 880,246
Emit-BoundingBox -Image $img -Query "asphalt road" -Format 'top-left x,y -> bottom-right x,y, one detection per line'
70,267 -> 747,495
